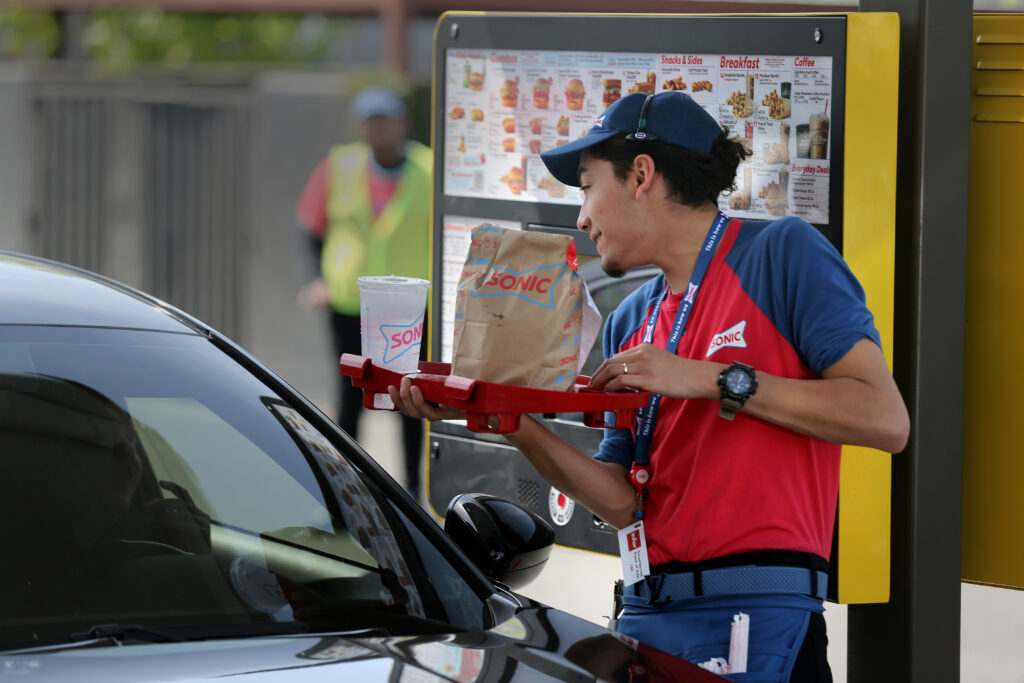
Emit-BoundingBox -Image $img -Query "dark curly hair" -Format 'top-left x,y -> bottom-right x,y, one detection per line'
585,130 -> 751,207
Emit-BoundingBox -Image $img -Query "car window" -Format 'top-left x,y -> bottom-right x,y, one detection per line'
0,326 -> 486,649
579,261 -> 660,376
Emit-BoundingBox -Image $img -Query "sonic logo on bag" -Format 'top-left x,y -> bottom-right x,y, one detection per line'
380,314 -> 424,364
471,263 -> 566,308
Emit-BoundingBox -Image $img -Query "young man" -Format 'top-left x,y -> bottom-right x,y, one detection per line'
295,86 -> 432,498
390,91 -> 908,681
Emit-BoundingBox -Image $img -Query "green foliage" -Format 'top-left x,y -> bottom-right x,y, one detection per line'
0,7 -> 60,59
82,11 -> 336,70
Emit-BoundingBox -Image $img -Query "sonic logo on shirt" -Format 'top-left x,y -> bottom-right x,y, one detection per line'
706,320 -> 748,358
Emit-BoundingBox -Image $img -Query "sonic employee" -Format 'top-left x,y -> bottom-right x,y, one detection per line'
389,91 -> 908,682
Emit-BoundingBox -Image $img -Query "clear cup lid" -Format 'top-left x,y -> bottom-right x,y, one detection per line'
356,275 -> 430,289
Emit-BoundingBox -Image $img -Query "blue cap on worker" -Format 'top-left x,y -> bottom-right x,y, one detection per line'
540,91 -> 723,187
350,86 -> 408,120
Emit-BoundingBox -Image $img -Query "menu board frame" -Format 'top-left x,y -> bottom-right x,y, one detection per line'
432,16 -> 848,362
433,14 -> 847,361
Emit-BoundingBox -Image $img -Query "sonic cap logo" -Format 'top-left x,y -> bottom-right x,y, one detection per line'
706,320 -> 748,358
380,313 -> 424,364
471,263 -> 566,308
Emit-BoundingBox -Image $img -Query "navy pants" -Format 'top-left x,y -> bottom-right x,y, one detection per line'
618,591 -> 832,682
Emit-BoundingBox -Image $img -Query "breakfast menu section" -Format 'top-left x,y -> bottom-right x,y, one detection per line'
444,49 -> 834,225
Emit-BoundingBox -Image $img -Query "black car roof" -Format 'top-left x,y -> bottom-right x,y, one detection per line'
0,252 -> 202,334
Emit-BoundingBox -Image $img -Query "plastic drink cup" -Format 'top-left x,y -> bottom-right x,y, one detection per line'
796,123 -> 811,158
357,275 -> 431,409
809,113 -> 830,159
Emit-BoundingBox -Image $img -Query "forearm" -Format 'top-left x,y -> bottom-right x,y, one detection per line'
596,339 -> 909,454
743,372 -> 909,453
505,416 -> 637,528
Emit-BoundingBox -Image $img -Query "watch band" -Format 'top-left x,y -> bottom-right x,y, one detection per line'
718,362 -> 756,421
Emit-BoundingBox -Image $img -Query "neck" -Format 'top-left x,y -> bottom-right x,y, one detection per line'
372,145 -> 405,170
656,203 -> 723,293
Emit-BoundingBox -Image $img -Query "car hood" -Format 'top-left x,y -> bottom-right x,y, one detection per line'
0,607 -> 723,682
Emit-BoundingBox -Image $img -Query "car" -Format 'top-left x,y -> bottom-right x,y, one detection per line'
0,251 -> 724,681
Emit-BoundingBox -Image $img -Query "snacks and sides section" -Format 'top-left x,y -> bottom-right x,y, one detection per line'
440,215 -> 522,363
444,49 -> 834,225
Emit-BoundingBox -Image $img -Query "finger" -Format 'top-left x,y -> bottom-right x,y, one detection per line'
386,384 -> 406,413
397,376 -> 426,418
408,383 -> 456,422
590,359 -> 621,387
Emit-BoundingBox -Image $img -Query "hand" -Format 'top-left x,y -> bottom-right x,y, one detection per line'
589,343 -> 722,400
388,375 -> 467,422
297,279 -> 330,309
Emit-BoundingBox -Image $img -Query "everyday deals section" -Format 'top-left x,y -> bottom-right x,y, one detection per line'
444,49 -> 834,225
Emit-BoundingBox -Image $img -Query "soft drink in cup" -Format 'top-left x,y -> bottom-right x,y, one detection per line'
357,275 -> 431,409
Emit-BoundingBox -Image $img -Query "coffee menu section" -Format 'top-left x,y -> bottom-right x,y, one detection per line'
443,49 -> 834,225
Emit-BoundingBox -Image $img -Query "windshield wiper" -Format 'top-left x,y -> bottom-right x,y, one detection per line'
2,624 -> 186,655
71,623 -> 185,645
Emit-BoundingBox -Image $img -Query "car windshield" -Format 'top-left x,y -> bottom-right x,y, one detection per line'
0,326 -> 487,649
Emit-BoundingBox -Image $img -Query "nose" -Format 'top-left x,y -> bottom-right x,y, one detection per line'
576,204 -> 591,233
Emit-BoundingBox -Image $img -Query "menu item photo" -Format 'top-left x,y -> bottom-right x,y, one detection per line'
762,89 -> 792,119
499,166 -> 526,194
501,78 -> 519,107
467,71 -> 485,91
565,78 -> 586,110
759,181 -> 788,216
662,76 -> 687,91
603,79 -> 622,107
727,90 -> 754,118
534,77 -> 552,109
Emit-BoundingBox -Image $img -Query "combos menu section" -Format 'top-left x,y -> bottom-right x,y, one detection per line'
443,49 -> 834,225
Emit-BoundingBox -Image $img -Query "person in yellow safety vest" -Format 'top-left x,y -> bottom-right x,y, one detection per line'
294,86 -> 432,499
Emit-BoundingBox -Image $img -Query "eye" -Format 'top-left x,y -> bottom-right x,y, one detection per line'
579,185 -> 590,197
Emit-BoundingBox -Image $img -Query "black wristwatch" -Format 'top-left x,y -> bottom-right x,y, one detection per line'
718,362 -> 757,420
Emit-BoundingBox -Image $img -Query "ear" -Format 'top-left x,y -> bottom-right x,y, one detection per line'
632,154 -> 657,199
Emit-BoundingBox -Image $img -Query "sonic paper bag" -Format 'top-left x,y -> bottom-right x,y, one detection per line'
452,225 -> 600,390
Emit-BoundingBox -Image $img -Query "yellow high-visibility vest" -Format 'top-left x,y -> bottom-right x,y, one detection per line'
322,141 -> 432,315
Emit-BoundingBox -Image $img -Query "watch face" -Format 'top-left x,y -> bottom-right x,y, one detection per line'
725,369 -> 753,394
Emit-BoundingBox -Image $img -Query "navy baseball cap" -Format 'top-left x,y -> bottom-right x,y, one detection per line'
540,91 -> 723,187
350,86 -> 408,120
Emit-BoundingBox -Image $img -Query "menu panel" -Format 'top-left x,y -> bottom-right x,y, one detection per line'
444,49 -> 834,225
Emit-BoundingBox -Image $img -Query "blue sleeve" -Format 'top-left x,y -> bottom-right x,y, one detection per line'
729,218 -> 881,376
592,278 -> 663,467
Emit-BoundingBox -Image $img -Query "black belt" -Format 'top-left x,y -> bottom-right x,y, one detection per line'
627,565 -> 829,602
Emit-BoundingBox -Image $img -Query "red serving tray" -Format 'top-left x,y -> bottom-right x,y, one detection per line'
339,353 -> 648,434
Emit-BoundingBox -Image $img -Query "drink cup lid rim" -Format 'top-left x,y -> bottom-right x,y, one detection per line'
357,275 -> 431,288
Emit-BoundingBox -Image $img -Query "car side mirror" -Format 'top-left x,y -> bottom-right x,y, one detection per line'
444,493 -> 555,591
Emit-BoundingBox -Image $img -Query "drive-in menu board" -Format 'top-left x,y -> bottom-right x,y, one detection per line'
444,49 -> 834,225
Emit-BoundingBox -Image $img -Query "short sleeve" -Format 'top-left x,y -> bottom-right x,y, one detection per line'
765,219 -> 880,375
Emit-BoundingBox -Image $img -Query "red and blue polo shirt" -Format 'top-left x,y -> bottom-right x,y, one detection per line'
596,216 -> 881,566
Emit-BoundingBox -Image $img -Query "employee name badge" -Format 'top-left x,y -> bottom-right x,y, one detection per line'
617,520 -> 651,586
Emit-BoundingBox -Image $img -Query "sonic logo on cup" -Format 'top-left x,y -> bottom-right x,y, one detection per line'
470,263 -> 566,308
380,313 -> 425,364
